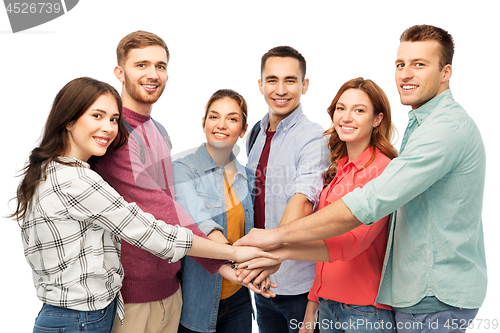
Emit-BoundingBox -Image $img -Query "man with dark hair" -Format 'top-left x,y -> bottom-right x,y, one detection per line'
238,25 -> 487,332
96,31 -> 223,333
246,45 -> 329,333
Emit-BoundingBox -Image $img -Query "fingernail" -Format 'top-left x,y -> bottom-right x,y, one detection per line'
263,287 -> 267,291
267,284 -> 270,289
231,264 -> 235,269
244,265 -> 248,269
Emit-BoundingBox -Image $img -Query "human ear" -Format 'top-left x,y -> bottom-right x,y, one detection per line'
441,64 -> 452,83
114,66 -> 125,83
239,124 -> 248,138
373,113 -> 384,128
301,78 -> 310,95
66,121 -> 75,132
258,79 -> 264,95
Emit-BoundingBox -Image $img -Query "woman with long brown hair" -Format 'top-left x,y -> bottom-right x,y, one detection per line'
10,78 -> 276,333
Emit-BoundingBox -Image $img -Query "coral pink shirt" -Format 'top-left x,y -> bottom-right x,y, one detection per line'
308,147 -> 392,310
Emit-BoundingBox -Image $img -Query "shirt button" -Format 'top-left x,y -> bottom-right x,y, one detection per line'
253,164 -> 256,167
261,140 -> 264,143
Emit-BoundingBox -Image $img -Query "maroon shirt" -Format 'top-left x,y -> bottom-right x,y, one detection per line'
253,130 -> 276,229
95,107 -> 221,303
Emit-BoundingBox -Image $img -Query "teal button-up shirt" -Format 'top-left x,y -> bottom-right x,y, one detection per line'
342,89 -> 487,309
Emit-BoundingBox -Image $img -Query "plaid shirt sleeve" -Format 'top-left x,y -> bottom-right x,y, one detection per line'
62,164 -> 193,262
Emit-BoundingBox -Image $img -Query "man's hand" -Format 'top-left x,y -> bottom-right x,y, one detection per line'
299,301 -> 319,333
233,227 -> 283,249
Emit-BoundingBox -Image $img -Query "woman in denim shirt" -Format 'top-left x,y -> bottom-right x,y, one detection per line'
174,89 -> 275,333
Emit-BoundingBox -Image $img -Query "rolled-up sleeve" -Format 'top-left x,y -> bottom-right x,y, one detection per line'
342,115 -> 463,225
291,133 -> 329,206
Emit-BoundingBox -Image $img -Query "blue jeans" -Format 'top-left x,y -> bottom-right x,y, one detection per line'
395,308 -> 479,333
255,292 -> 317,333
33,299 -> 117,333
318,298 -> 396,333
178,287 -> 252,333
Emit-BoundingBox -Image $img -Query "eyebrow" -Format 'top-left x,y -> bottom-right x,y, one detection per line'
208,110 -> 241,116
264,75 -> 298,81
91,109 -> 120,117
336,102 -> 368,108
395,58 -> 428,64
133,60 -> 167,66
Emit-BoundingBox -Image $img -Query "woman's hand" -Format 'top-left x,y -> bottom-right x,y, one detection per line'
218,264 -> 276,298
299,301 -> 319,333
231,245 -> 279,263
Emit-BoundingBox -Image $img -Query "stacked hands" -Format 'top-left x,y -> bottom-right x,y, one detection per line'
221,228 -> 284,298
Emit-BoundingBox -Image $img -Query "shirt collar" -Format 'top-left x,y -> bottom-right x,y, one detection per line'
196,143 -> 248,179
337,146 -> 376,175
261,104 -> 304,132
57,156 -> 90,169
409,89 -> 452,125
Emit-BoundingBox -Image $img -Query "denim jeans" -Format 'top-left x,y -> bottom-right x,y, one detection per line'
255,292 -> 317,333
33,299 -> 117,333
395,308 -> 479,333
318,298 -> 396,333
178,287 -> 252,333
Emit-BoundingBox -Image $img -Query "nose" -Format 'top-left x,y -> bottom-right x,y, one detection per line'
216,118 -> 227,129
101,120 -> 114,133
276,80 -> 287,96
341,110 -> 353,122
146,65 -> 159,80
399,65 -> 413,80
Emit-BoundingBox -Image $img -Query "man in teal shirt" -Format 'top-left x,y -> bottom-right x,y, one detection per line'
236,25 -> 486,332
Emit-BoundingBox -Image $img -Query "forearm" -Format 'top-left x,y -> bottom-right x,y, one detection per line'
187,235 -> 237,260
277,241 -> 330,262
279,199 -> 361,244
279,193 -> 313,226
208,230 -> 229,243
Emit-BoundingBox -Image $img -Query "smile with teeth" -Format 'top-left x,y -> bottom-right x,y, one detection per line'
340,125 -> 356,130
94,137 -> 110,146
213,132 -> 229,139
142,84 -> 158,91
402,85 -> 418,90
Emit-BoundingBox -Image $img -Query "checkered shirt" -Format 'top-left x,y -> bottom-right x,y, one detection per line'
21,157 -> 193,323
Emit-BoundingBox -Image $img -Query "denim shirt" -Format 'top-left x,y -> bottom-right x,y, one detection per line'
247,105 -> 330,295
173,143 -> 255,332
343,89 -> 487,309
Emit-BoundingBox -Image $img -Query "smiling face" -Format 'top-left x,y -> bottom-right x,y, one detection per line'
114,45 -> 168,114
65,94 -> 120,162
259,56 -> 309,130
334,88 -> 383,158
395,40 -> 452,109
203,97 -> 247,150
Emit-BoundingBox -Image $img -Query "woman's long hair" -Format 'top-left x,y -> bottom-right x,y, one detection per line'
323,78 -> 398,185
10,77 -> 128,223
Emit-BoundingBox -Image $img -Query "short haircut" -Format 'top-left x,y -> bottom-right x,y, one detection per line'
116,30 -> 170,66
400,24 -> 454,70
261,46 -> 306,80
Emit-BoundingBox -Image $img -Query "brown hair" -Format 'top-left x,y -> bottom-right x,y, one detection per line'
323,78 -> 398,185
261,46 -> 307,80
400,24 -> 454,70
202,89 -> 248,129
116,30 -> 170,66
10,77 -> 127,223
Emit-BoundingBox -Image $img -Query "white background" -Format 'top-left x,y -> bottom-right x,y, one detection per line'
1,1 -> 498,331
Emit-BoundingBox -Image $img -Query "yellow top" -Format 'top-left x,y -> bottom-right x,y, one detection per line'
220,172 -> 245,300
